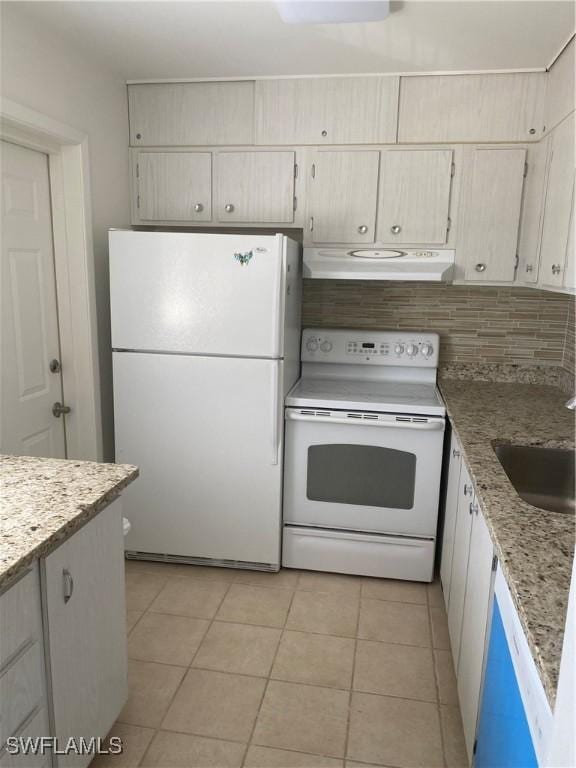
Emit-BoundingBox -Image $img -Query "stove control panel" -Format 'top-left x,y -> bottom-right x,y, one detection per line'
302,329 -> 440,368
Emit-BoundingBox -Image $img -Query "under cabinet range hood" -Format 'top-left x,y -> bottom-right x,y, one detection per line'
304,248 -> 455,282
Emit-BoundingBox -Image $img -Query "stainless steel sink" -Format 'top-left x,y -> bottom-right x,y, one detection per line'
494,444 -> 575,514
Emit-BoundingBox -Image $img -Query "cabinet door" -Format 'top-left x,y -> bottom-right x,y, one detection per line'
399,73 -> 545,143
378,149 -> 453,244
544,38 -> 575,135
42,501 -> 127,768
136,152 -> 212,222
440,433 -> 463,608
457,508 -> 495,761
128,82 -> 254,146
255,76 -> 399,145
216,151 -> 295,223
309,151 -> 380,244
447,463 -> 474,668
564,188 -> 575,291
457,147 -> 526,282
517,139 -> 550,283
538,114 -> 575,289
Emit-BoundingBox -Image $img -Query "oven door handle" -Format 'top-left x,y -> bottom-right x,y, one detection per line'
285,412 -> 444,430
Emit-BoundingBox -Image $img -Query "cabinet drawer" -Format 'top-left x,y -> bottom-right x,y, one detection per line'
0,708 -> 50,768
0,567 -> 42,670
0,642 -> 44,745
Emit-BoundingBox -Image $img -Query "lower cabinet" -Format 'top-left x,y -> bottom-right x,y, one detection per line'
439,433 -> 462,600
42,500 -> 127,768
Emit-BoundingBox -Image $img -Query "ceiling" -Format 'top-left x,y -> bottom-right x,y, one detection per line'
3,1 -> 574,80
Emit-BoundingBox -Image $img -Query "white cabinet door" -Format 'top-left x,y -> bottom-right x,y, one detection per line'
457,147 -> 526,283
538,114 -> 575,289
255,76 -> 399,145
309,151 -> 380,244
447,462 -> 475,667
564,188 -> 575,291
128,82 -> 254,146
544,38 -> 575,135
440,433 -> 463,607
135,152 -> 212,222
457,508 -> 495,761
377,149 -> 453,245
398,72 -> 545,143
517,139 -> 550,284
42,501 -> 127,768
216,151 -> 295,223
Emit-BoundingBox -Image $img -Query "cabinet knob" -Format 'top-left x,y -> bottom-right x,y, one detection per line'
194,203 -> 204,213
529,128 -> 536,135
135,133 -> 142,140
357,225 -> 368,235
63,569 -> 74,603
464,483 -> 473,497
391,225 -> 402,234
525,264 -> 534,273
452,447 -> 460,458
224,204 -> 235,213
552,264 -> 562,275
321,130 -> 328,137
475,263 -> 487,273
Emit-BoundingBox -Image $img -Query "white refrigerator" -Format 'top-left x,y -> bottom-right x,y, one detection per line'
110,230 -> 301,570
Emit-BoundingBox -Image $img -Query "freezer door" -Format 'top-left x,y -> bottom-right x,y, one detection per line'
113,352 -> 283,567
110,230 -> 285,357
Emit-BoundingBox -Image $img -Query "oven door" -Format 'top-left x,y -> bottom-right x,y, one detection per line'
283,407 -> 445,537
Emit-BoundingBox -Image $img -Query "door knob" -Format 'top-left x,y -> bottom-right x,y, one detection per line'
357,225 -> 368,235
194,203 -> 204,213
224,204 -> 234,213
52,402 -> 71,418
391,225 -> 402,234
475,263 -> 487,273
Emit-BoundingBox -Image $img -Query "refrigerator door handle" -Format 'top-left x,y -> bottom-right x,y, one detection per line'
271,364 -> 279,465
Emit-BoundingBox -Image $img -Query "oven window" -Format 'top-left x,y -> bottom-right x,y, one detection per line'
306,444 -> 416,509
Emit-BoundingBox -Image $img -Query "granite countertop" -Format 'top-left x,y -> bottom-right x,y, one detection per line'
0,455 -> 138,590
439,379 -> 575,705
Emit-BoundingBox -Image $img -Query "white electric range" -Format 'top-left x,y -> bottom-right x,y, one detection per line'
282,328 -> 446,582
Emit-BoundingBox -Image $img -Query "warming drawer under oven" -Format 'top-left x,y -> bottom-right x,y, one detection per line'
283,407 -> 445,538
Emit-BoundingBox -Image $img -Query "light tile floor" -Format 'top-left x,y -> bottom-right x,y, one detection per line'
93,562 -> 468,768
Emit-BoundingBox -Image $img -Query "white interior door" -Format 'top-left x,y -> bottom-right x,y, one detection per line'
1,141 -> 66,458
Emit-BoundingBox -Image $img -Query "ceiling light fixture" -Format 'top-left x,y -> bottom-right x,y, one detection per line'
275,1 -> 390,25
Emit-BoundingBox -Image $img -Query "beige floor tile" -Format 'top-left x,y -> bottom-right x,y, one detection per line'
430,604 -> 451,650
162,668 -> 265,742
149,578 -> 229,619
358,599 -> 431,646
348,692 -> 443,768
245,745 -> 344,767
172,565 -> 241,582
216,584 -> 293,628
141,731 -> 245,768
91,722 -> 155,768
126,610 -> 143,634
118,660 -> 186,728
253,680 -> 349,758
361,578 -> 427,605
434,649 -> 459,705
271,630 -> 355,689
286,591 -> 359,637
297,571 -> 362,597
125,571 -> 169,612
192,621 -> 281,676
128,612 -> 209,666
353,640 -> 437,702
441,705 -> 469,768
232,568 -> 300,589
427,580 -> 445,608
346,763 -> 390,768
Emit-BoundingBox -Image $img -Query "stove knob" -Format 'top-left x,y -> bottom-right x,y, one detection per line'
306,338 -> 319,352
406,343 -> 418,357
320,340 -> 333,352
394,343 -> 405,355
421,343 -> 434,358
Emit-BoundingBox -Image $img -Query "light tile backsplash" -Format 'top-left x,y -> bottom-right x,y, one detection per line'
303,282 -> 575,377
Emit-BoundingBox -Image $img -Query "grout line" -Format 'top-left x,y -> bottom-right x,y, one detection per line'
343,592 -> 362,763
427,584 -> 448,768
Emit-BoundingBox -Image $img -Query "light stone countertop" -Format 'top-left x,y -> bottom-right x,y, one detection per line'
0,455 -> 138,590
438,379 -> 575,706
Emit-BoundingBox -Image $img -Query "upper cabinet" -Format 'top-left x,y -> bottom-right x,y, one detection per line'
377,149 -> 454,245
308,150 -> 380,243
255,76 -> 399,145
128,82 -> 255,146
398,73 -> 546,143
456,147 -> 526,283
544,37 -> 575,135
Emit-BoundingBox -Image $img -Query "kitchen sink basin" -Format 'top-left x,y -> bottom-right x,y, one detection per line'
494,444 -> 575,514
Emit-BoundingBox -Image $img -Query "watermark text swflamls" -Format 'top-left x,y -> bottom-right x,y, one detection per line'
5,736 -> 123,756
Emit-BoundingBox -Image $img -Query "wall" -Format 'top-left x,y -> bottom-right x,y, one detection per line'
303,282 -> 574,369
1,4 -> 130,460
